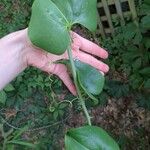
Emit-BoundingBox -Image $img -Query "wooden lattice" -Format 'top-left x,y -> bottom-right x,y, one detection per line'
97,0 -> 138,38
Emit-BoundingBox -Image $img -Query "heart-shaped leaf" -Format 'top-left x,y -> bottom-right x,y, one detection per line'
57,59 -> 105,96
75,60 -> 105,95
65,126 -> 120,150
28,0 -> 97,55
51,0 -> 97,31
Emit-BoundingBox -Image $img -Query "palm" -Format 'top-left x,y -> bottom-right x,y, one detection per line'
27,32 -> 109,95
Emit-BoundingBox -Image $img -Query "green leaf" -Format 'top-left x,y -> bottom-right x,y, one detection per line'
132,58 -> 142,70
144,0 -> 150,5
144,79 -> 150,89
129,74 -> 143,89
7,140 -> 36,148
140,4 -> 150,15
123,23 -> 137,41
85,91 -> 99,105
98,92 -> 108,106
57,59 -> 103,99
75,60 -> 105,95
136,94 -> 150,110
139,67 -> 150,77
0,90 -> 7,105
105,80 -> 129,98
28,0 -> 69,55
53,111 -> 59,120
4,84 -> 15,92
133,31 -> 143,45
76,67 -> 99,105
58,110 -> 64,116
6,145 -> 14,150
13,126 -> 28,140
65,126 -> 120,150
59,103 -> 68,109
28,0 -> 97,55
141,15 -> 150,29
49,106 -> 55,112
51,0 -> 97,32
143,37 -> 150,49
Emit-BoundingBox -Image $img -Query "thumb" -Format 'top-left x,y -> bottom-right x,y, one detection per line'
50,64 -> 77,96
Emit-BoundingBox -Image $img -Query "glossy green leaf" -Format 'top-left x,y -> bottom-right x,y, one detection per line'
51,0 -> 97,32
0,90 -> 7,105
77,71 -> 99,105
28,0 -> 69,55
75,60 -> 105,95
65,126 -> 120,150
28,0 -> 97,55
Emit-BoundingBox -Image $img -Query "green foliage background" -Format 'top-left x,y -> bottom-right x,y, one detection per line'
0,0 -> 150,149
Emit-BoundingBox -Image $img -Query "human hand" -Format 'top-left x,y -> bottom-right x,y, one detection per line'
0,29 -> 109,95
25,30 -> 109,95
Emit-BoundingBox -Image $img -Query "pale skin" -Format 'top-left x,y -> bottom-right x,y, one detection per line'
0,28 -> 109,95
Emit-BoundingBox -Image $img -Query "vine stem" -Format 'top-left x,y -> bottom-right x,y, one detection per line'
67,45 -> 92,126
1,125 -> 7,150
3,140 -> 6,150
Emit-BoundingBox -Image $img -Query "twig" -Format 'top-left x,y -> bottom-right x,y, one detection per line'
0,113 -> 71,132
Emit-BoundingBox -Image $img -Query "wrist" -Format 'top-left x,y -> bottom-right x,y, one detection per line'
0,29 -> 30,90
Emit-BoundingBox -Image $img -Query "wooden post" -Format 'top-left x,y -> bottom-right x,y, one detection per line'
101,0 -> 114,33
115,0 -> 125,26
97,10 -> 106,39
128,0 -> 138,26
96,0 -> 138,37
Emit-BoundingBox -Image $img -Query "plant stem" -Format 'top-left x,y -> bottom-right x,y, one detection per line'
67,46 -> 91,126
1,124 -> 6,150
3,139 -> 7,150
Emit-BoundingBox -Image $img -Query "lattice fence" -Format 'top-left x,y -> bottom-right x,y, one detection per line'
97,0 -> 138,38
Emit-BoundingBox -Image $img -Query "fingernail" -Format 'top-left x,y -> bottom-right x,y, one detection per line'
105,65 -> 109,73
72,90 -> 77,96
104,51 -> 109,59
100,71 -> 104,76
71,86 -> 77,96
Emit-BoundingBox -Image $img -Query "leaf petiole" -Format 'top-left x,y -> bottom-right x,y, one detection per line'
67,45 -> 91,126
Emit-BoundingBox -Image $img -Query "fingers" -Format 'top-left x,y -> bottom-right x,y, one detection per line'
71,32 -> 108,59
40,63 -> 77,95
73,50 -> 109,73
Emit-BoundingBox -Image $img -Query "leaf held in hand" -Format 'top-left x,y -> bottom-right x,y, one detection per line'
75,60 -> 105,95
28,0 -> 97,55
